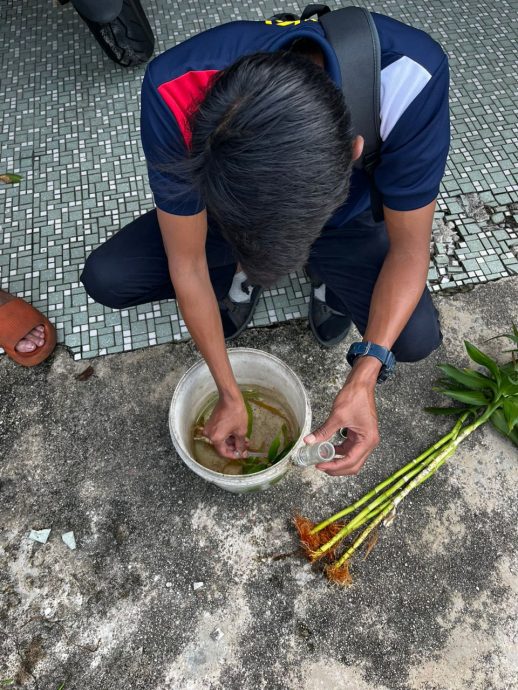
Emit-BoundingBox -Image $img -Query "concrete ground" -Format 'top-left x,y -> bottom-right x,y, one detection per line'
1,279 -> 517,690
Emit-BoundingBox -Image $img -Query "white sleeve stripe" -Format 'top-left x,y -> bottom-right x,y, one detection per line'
380,56 -> 432,141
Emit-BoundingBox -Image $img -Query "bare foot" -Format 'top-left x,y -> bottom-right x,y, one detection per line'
0,292 -> 45,352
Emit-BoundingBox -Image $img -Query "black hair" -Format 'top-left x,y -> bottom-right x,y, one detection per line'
167,50 -> 353,286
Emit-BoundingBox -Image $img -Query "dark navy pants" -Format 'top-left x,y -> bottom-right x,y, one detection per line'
81,208 -> 442,362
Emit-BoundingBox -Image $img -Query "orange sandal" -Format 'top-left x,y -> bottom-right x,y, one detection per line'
0,290 -> 57,367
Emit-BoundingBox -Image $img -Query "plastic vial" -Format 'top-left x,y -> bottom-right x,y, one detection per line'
293,441 -> 336,467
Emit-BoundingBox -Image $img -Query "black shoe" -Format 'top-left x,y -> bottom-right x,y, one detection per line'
309,284 -> 352,348
218,281 -> 264,341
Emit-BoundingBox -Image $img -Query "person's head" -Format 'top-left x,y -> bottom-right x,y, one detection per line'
186,50 -> 356,286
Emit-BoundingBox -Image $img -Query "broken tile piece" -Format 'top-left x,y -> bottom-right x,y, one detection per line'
193,582 -> 204,591
210,627 -> 224,641
61,531 -> 76,550
29,528 -> 51,544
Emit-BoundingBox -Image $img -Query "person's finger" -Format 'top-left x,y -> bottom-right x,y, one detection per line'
234,433 -> 249,457
319,451 -> 370,476
316,435 -> 375,474
304,413 -> 341,445
212,437 -> 239,460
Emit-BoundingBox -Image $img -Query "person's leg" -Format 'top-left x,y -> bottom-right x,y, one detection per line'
81,208 -> 237,308
307,210 -> 442,362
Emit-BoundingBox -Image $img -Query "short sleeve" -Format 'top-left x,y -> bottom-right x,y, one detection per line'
375,55 -> 450,211
140,67 -> 205,215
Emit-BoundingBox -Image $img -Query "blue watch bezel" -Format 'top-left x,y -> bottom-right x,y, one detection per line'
346,341 -> 396,382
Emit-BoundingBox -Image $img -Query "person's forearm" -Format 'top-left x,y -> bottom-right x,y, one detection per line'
348,202 -> 435,386
171,263 -> 240,401
365,245 -> 429,348
348,246 -> 430,385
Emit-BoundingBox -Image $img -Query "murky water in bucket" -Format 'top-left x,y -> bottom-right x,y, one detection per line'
191,385 -> 299,475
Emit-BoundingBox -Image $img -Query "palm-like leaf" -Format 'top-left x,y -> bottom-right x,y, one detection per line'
437,389 -> 490,406
437,363 -> 497,394
490,409 -> 518,447
464,341 -> 502,386
424,406 -> 471,416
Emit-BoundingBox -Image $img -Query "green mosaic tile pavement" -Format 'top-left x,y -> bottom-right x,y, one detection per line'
1,0 -> 517,359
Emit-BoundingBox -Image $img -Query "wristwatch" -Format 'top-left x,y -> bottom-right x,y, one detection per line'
346,341 -> 396,383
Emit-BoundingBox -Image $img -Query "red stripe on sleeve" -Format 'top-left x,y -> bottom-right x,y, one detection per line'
157,69 -> 219,147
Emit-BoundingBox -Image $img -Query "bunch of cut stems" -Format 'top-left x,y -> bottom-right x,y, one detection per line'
295,330 -> 518,586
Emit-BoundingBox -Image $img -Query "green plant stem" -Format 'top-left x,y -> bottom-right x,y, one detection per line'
311,414 -> 468,535
312,436 -> 455,559
311,409 -> 488,560
392,445 -> 456,510
332,502 -> 395,569
244,398 -> 254,438
388,404 -> 499,516
311,453 -> 440,559
361,497 -> 394,525
313,402 -> 500,561
332,443 -> 460,569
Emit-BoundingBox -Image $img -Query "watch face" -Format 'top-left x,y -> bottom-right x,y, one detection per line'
377,368 -> 390,382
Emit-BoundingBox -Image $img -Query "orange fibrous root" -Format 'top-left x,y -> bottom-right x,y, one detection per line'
294,515 -> 321,555
294,515 -> 345,562
325,560 -> 353,587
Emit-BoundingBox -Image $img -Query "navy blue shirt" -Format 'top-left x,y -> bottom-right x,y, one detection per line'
141,13 -> 450,226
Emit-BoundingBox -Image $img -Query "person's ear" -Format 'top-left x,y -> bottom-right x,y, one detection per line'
351,135 -> 364,162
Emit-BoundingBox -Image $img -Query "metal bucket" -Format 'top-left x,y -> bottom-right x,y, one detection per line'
169,348 -> 312,493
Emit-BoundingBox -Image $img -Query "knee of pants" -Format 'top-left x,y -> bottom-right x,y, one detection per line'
392,315 -> 443,363
81,250 -> 128,309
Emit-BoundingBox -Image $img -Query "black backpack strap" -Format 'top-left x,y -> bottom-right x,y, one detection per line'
317,6 -> 384,221
300,4 -> 331,20
269,12 -> 300,21
270,5 -> 330,22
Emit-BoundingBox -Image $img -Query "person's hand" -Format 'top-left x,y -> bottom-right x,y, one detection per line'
304,375 -> 379,476
203,393 -> 249,460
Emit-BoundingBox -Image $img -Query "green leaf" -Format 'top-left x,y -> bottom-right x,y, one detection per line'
502,398 -> 518,431
437,364 -> 497,393
486,330 -> 518,347
244,398 -> 254,438
438,389 -> 489,406
267,434 -> 281,462
464,341 -> 501,385
242,457 -> 270,474
0,173 -> 22,184
490,409 -> 518,447
501,374 -> 518,397
274,440 -> 295,462
281,423 -> 289,447
425,406 -> 470,416
435,377 -> 469,392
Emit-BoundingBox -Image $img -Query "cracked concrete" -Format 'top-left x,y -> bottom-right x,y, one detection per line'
1,278 -> 517,689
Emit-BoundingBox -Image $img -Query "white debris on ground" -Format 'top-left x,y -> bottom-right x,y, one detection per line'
210,627 -> 224,641
28,528 -> 51,544
61,531 -> 77,550
193,582 -> 204,591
